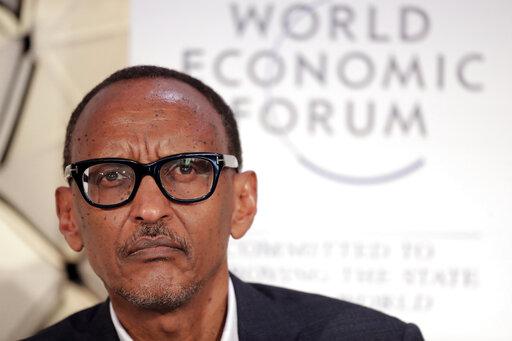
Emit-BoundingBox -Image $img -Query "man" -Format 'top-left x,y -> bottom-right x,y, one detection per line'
28,65 -> 424,340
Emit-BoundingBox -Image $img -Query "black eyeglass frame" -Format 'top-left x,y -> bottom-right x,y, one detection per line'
64,152 -> 239,209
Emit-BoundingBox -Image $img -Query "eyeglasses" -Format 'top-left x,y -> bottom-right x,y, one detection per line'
65,152 -> 239,208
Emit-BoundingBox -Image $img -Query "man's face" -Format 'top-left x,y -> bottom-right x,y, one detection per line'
57,78 -> 254,310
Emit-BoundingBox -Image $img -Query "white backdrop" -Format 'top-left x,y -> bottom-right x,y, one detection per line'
131,1 -> 512,340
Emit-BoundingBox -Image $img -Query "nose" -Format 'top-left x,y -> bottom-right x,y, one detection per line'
129,175 -> 173,223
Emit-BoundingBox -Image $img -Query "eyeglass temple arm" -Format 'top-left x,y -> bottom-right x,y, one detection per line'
221,154 -> 238,169
64,164 -> 75,180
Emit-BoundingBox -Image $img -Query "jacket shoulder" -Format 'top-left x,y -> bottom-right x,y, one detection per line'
23,301 -> 118,341
234,276 -> 423,341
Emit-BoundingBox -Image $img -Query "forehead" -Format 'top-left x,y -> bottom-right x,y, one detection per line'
72,77 -> 227,161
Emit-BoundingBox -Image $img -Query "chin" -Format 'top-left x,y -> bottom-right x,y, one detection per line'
111,273 -> 204,313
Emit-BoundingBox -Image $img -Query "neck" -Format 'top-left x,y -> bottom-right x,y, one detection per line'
109,267 -> 230,341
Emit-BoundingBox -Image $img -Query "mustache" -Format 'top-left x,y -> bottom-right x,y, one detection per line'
117,220 -> 191,259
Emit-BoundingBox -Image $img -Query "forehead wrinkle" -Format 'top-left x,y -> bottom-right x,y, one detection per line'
154,127 -> 222,159
98,141 -> 136,159
142,134 -> 151,160
157,139 -> 173,157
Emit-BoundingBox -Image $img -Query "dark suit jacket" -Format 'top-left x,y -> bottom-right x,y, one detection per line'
25,274 -> 424,340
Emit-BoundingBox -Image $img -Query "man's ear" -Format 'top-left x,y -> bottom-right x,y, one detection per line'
55,186 -> 83,252
230,171 -> 257,239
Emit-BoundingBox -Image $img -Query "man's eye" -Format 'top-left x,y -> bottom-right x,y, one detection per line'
104,171 -> 121,181
95,170 -> 129,186
177,159 -> 212,175
178,164 -> 193,175
175,158 -> 199,175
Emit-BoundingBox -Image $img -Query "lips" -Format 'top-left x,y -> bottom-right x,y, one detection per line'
126,236 -> 184,257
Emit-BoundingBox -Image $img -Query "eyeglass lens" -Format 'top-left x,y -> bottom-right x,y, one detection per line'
81,157 -> 215,205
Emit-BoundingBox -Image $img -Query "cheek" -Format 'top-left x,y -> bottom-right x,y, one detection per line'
74,203 -> 128,273
178,183 -> 234,261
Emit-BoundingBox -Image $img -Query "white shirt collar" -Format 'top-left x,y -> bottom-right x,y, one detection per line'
109,277 -> 239,341
109,302 -> 132,341
220,277 -> 239,341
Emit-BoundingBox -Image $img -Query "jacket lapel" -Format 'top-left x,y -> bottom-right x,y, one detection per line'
230,274 -> 299,341
85,300 -> 120,341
